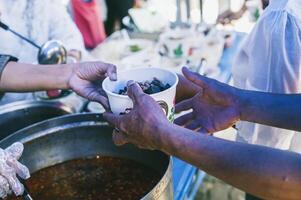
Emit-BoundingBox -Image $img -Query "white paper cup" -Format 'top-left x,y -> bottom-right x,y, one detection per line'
103,68 -> 179,122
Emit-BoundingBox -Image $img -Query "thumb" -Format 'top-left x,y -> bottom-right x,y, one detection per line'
182,67 -> 212,89
112,129 -> 129,146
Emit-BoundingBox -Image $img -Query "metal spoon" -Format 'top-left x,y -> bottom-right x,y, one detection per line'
0,21 -> 67,64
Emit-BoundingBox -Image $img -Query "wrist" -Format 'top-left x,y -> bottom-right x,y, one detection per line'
155,122 -> 178,153
63,63 -> 76,90
237,88 -> 250,121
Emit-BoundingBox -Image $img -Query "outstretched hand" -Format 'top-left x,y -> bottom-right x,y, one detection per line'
68,61 -> 117,109
103,81 -> 169,150
175,67 -> 241,134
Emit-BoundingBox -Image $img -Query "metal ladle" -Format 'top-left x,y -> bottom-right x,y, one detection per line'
0,21 -> 67,64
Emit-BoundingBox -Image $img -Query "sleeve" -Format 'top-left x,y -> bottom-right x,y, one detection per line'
48,0 -> 86,53
266,12 -> 301,93
234,10 -> 301,150
245,11 -> 301,93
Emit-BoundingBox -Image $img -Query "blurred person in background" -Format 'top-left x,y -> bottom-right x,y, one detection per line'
71,0 -> 106,49
104,0 -> 141,35
231,0 -> 301,199
0,0 -> 87,104
218,0 -> 269,24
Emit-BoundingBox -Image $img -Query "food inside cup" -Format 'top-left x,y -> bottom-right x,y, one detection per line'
116,77 -> 171,95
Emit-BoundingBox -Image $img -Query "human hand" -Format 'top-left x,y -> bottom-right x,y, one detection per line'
175,67 -> 241,134
0,142 -> 30,198
69,61 -> 117,109
103,81 -> 169,150
176,74 -> 200,104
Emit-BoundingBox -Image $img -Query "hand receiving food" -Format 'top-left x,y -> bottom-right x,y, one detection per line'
103,81 -> 170,150
68,61 -> 117,109
175,67 -> 241,134
0,142 -> 30,198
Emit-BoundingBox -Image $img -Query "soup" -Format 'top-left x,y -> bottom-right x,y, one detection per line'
7,156 -> 161,200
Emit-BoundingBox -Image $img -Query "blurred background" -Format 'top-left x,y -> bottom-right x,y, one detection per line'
0,0 -> 265,199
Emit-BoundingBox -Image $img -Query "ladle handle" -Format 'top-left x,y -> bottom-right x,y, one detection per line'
0,21 -> 9,30
0,21 -> 41,50
17,176 -> 34,200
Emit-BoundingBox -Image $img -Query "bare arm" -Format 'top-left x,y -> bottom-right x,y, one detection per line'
240,91 -> 301,132
0,61 -> 117,108
103,69 -> 301,200
175,68 -> 301,133
160,123 -> 301,200
0,62 -> 72,92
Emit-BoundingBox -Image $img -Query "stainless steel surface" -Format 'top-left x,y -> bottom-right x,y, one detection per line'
38,40 -> 67,64
0,21 -> 67,64
0,113 -> 173,200
0,101 -> 74,140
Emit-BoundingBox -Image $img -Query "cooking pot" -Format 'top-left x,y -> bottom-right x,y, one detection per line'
0,113 -> 173,200
0,101 -> 74,140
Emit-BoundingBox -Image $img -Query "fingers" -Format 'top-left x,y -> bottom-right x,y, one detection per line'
185,121 -> 202,131
105,63 -> 117,81
6,158 -> 30,180
103,112 -> 121,128
182,67 -> 212,89
5,174 -> 24,196
175,98 -> 193,113
174,112 -> 193,126
93,95 -> 110,111
127,81 -> 144,105
112,129 -> 128,146
199,127 -> 209,134
5,143 -> 23,160
0,175 -> 10,198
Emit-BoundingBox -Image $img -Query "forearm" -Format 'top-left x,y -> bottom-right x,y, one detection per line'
0,62 -> 73,92
159,123 -> 301,200
239,90 -> 301,131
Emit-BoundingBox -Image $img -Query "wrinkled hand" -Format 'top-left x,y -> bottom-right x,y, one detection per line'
69,61 -> 117,109
175,67 -> 241,134
0,142 -> 30,198
103,81 -> 169,150
176,74 -> 200,103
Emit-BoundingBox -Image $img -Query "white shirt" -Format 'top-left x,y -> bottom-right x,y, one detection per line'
0,0 -> 86,104
233,0 -> 301,152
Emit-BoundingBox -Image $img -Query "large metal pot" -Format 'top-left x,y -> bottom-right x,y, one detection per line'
0,113 -> 173,200
0,101 -> 74,140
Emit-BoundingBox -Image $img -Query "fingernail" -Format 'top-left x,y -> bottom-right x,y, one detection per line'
127,80 -> 136,87
111,73 -> 117,81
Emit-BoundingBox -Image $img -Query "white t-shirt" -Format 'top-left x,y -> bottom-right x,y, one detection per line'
233,0 -> 301,152
0,0 -> 86,104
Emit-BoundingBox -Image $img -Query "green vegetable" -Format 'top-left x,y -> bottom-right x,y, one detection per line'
129,45 -> 142,52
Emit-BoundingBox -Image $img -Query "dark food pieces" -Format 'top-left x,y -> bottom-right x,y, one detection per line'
118,78 -> 171,95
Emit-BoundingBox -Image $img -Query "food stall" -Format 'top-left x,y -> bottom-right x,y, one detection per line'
0,0 -> 247,199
